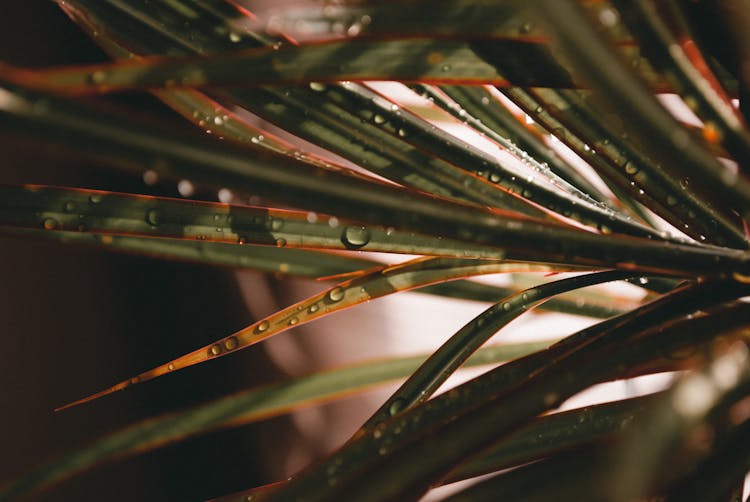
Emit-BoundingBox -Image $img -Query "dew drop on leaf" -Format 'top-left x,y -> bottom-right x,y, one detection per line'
389,397 -> 406,416
623,161 -> 638,175
42,218 -> 58,230
328,287 -> 345,302
342,226 -> 371,248
223,336 -> 238,351
88,70 -> 107,84
146,208 -> 162,226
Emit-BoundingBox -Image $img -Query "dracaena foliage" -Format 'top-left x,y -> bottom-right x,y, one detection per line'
2,1 -> 750,501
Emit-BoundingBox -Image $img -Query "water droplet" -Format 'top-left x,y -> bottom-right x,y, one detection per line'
43,218 -> 58,230
308,304 -> 320,314
146,208 -> 162,226
623,161 -> 638,175
328,216 -> 340,228
275,238 -> 287,247
167,363 -> 175,371
217,188 -> 232,203
440,64 -> 451,72
397,128 -> 407,137
347,21 -> 362,36
177,180 -> 195,197
224,336 -> 238,351
143,170 -> 159,186
389,397 -> 406,416
489,172 -> 501,183
306,212 -> 318,223
89,70 -> 107,85
342,226 -> 371,248
88,194 -> 102,205
599,225 -> 612,235
209,344 -> 222,356
288,317 -> 299,326
373,114 -> 386,124
328,287 -> 345,302
309,82 -> 326,92
598,7 -> 619,27
502,302 -> 511,311
256,320 -> 270,333
229,31 -> 242,43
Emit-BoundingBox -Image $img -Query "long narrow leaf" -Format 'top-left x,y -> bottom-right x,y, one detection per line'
57,258 -> 573,410
263,281 -> 750,501
0,340 -> 551,501
362,270 -> 632,428
528,0 -> 750,218
5,226 -> 633,318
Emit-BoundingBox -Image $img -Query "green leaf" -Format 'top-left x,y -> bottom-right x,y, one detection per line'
57,257 -> 572,410
5,225 -> 631,318
527,0 -> 750,220
506,86 -> 746,248
264,281 -> 750,501
361,270 -> 633,428
0,340 -> 553,501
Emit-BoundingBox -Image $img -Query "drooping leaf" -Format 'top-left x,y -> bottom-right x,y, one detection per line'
56,0 -> 673,233
57,257 -> 575,410
261,281 -> 750,501
613,0 -> 750,172
527,0 -> 750,219
443,393 -> 658,485
0,340 -> 552,501
361,270 -> 633,428
4,87 -> 748,276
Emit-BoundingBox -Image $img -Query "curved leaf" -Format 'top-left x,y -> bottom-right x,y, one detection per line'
57,258 -> 574,410
0,340 -> 551,500
262,281 -> 750,501
362,270 -> 632,428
